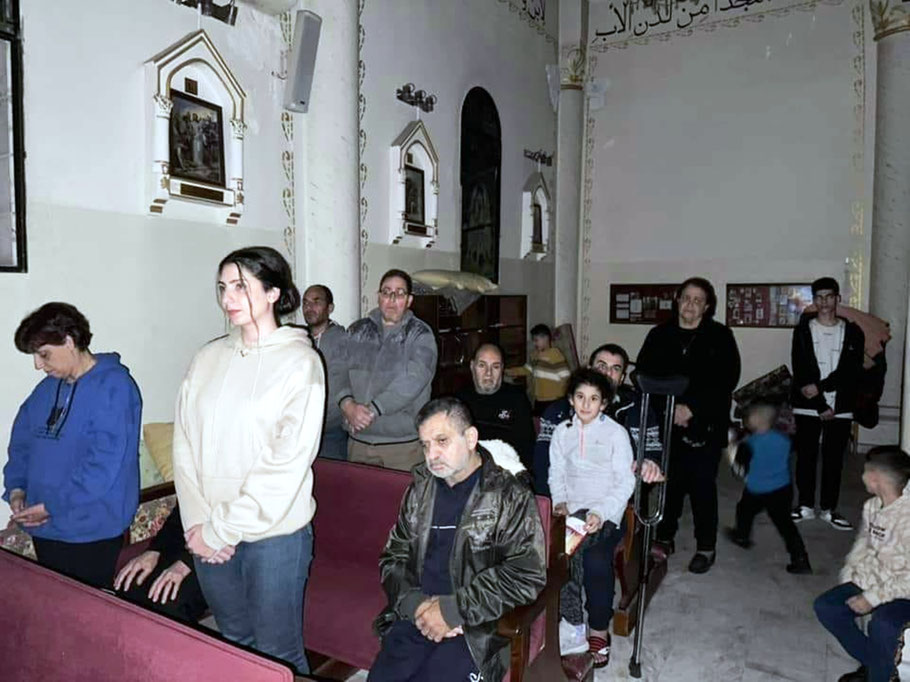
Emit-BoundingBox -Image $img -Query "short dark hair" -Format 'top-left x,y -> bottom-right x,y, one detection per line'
530,323 -> 551,339
811,277 -> 840,297
15,302 -> 93,353
588,343 -> 629,370
379,269 -> 412,295
218,247 -> 301,322
415,397 -> 475,432
674,277 -> 717,319
865,445 -> 910,490
566,368 -> 615,405
743,400 -> 779,428
305,284 -> 334,306
472,342 -> 504,362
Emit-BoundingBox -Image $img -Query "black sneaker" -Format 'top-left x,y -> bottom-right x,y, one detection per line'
819,510 -> 854,531
688,551 -> 715,574
786,554 -> 813,574
724,527 -> 753,549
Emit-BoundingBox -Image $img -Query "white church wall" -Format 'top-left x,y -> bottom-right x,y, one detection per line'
358,0 -> 558,327
0,0 -> 291,517
580,0 -> 875,388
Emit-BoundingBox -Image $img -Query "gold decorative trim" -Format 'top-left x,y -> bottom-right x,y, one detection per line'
578,54 -> 599,358
280,13 -> 296,272
870,0 -> 910,40
847,0 -> 866,307
359,0 -> 370,315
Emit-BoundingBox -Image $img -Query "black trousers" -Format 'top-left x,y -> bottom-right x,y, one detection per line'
368,619 -> 480,682
793,415 -> 851,511
120,561 -> 208,624
735,485 -> 807,559
32,534 -> 124,589
656,438 -> 721,552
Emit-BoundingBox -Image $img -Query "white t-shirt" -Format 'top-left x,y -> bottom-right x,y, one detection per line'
793,318 -> 853,419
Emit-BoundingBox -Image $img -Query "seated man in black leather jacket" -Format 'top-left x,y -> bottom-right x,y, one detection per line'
369,397 -> 547,682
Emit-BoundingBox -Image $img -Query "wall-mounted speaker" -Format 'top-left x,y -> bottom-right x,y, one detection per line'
283,10 -> 322,113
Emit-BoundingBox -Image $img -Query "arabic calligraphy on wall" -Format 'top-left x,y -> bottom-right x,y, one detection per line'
591,0 -> 843,49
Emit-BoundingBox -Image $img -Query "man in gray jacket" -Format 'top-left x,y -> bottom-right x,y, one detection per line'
337,269 -> 438,470
303,284 -> 348,460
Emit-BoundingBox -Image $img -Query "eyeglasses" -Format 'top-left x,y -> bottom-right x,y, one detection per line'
379,289 -> 409,300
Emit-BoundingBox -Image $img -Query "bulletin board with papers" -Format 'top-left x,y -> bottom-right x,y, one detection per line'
609,284 -> 679,325
725,283 -> 813,328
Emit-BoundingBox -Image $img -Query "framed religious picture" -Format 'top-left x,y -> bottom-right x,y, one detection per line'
404,165 -> 425,226
169,90 -> 226,187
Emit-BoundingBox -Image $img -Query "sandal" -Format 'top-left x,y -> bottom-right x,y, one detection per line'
588,634 -> 611,668
650,539 -> 674,562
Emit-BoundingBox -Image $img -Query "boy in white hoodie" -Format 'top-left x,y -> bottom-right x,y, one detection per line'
549,368 -> 635,669
814,446 -> 910,682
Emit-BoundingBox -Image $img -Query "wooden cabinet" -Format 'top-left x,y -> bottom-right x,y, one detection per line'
411,294 -> 527,396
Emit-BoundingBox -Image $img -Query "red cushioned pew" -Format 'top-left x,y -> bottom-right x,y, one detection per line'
0,547 -> 305,681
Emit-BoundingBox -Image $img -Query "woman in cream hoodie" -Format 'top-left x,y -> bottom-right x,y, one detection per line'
173,246 -> 324,675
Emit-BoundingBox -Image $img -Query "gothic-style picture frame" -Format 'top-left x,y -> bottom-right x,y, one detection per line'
169,90 -> 226,187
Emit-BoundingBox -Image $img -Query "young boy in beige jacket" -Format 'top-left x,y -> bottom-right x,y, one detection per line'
814,445 -> 910,682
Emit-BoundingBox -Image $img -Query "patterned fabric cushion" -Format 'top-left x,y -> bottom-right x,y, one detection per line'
0,526 -> 35,559
129,495 -> 177,544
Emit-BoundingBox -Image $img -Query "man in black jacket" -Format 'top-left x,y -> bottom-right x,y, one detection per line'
456,343 -> 535,470
637,277 -> 741,574
790,277 -> 864,531
369,397 -> 546,682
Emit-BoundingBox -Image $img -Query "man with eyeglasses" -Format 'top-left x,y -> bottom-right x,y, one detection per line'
790,277 -> 864,531
336,269 -> 438,470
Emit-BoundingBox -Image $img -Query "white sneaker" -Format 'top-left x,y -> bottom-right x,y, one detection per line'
819,510 -> 854,531
559,619 -> 588,655
791,505 -> 815,522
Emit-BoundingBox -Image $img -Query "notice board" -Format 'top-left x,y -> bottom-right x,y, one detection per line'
609,284 -> 679,325
725,283 -> 813,328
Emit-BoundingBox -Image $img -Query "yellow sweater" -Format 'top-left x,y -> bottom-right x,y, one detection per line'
510,347 -> 570,404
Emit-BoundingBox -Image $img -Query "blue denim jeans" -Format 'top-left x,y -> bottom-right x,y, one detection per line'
195,525 -> 313,674
814,582 -> 910,682
318,424 -> 349,461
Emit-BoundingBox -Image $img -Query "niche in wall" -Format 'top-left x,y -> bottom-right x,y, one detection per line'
145,30 -> 246,225
388,120 -> 439,248
521,172 -> 550,260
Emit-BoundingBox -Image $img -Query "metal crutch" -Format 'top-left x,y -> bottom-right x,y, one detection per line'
628,372 -> 689,679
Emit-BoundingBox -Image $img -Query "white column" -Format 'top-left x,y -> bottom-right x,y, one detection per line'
554,0 -> 587,331
868,7 -> 910,445
295,0 -> 361,326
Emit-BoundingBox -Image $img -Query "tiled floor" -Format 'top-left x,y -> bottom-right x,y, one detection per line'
339,452 -> 872,682
348,451 -> 867,681
598,453 -> 867,681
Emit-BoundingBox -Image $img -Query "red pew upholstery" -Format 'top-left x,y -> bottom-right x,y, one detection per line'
0,547 -> 294,682
304,458 -> 568,681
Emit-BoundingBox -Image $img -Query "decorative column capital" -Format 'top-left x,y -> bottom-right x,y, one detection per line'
153,93 -> 173,115
871,0 -> 910,41
560,43 -> 586,90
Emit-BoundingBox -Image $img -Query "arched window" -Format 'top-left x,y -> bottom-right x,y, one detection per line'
460,87 -> 501,283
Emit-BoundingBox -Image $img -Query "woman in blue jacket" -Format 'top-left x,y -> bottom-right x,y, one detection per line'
3,302 -> 141,588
